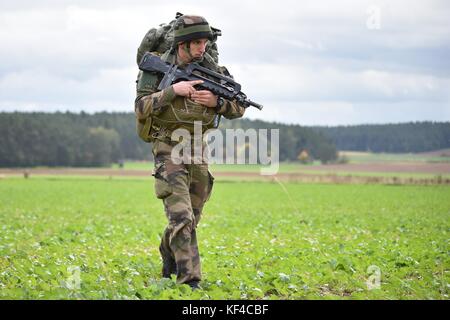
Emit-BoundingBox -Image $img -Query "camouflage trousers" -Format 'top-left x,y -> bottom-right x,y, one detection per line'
152,139 -> 214,284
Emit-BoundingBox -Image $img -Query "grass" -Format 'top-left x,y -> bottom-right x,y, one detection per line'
0,176 -> 449,299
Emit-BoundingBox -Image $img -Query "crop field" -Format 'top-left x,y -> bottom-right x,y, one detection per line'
0,175 -> 448,300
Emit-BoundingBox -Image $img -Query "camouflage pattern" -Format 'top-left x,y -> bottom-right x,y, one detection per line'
152,139 -> 213,283
135,50 -> 245,143
134,17 -> 245,284
173,15 -> 213,45
136,23 -> 173,65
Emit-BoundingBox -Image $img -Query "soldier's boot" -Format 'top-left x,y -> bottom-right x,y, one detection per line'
186,280 -> 200,290
161,256 -> 177,278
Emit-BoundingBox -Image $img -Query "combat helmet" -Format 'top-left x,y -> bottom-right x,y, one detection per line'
173,15 -> 214,45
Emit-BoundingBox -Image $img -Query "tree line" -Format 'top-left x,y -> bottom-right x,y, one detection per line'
2,113 -> 447,168
312,122 -> 450,153
0,112 -> 338,167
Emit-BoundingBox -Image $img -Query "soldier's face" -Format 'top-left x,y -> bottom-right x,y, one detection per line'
189,39 -> 208,59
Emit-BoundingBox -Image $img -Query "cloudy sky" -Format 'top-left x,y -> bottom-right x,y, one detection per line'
0,0 -> 449,125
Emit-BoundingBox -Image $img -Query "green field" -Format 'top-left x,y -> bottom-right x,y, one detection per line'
0,176 -> 449,299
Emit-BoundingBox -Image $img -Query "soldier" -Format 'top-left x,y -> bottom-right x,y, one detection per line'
134,15 -> 246,289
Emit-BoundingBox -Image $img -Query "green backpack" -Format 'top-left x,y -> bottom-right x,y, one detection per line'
135,12 -> 222,143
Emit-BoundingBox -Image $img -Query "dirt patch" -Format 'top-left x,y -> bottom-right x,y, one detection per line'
1,164 -> 449,185
1,162 -> 449,176
0,168 -> 152,177
417,148 -> 450,157
299,162 -> 450,174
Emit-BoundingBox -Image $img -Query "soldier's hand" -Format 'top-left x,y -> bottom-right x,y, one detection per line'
173,80 -> 204,97
191,90 -> 218,108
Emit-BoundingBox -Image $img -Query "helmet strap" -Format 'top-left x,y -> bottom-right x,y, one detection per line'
177,41 -> 203,63
183,41 -> 194,60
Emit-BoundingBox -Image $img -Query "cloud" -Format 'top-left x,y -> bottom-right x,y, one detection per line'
244,100 -> 450,126
0,0 -> 449,125
228,62 -> 449,103
0,66 -> 136,111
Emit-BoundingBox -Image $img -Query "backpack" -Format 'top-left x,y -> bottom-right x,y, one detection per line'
135,13 -> 222,143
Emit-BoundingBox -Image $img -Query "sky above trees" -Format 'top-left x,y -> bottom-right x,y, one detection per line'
0,0 -> 449,125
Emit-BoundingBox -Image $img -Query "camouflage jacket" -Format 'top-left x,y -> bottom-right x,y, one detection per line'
134,50 -> 245,138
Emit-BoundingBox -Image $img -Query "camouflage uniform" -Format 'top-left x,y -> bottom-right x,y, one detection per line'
134,15 -> 245,285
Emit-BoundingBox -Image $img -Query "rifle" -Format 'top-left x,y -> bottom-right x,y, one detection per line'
138,52 -> 263,110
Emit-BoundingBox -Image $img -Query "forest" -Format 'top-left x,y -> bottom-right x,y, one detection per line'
313,122 -> 450,153
0,112 -> 448,167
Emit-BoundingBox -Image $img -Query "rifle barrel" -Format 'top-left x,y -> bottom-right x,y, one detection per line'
247,99 -> 263,110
